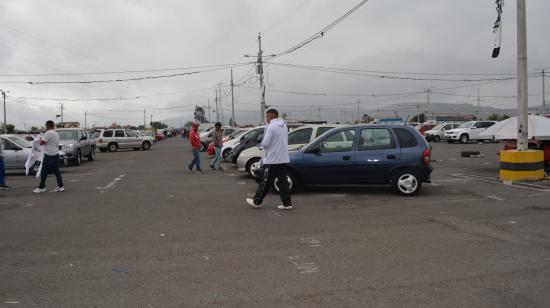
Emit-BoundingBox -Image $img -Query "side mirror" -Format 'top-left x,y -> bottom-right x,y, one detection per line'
80,136 -> 88,141
305,145 -> 320,155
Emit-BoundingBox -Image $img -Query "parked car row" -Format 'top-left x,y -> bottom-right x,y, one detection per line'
220,123 -> 432,196
1,128 -> 157,173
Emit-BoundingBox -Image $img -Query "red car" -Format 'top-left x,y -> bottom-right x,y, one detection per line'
155,132 -> 165,141
207,136 -> 231,157
418,124 -> 436,135
502,139 -> 550,165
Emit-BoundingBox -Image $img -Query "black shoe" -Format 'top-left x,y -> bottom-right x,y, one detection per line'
0,185 -> 12,190
210,165 -> 215,170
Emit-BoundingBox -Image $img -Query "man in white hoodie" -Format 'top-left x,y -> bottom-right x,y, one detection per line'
246,108 -> 293,210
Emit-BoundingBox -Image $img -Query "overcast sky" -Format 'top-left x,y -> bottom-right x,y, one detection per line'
0,0 -> 549,129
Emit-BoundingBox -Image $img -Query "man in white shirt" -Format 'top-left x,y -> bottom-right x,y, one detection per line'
246,108 -> 293,210
34,120 -> 64,193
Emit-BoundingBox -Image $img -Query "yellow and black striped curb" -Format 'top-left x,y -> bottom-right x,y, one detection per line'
500,150 -> 544,181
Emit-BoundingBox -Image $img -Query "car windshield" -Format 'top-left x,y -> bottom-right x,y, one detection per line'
58,130 -> 79,140
458,121 -> 475,128
8,136 -> 32,148
431,124 -> 444,130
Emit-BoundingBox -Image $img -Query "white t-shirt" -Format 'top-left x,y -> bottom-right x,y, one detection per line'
42,130 -> 60,156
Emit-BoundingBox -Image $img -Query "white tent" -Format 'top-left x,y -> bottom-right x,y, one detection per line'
479,114 -> 550,140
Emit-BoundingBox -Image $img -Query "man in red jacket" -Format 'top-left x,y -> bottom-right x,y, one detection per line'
187,123 -> 202,173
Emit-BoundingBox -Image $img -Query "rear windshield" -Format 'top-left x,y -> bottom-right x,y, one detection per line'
393,128 -> 418,148
102,130 -> 113,137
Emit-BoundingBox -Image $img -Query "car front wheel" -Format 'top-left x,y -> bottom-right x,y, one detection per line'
459,134 -> 469,144
393,170 -> 421,196
73,150 -> 81,166
87,148 -> 95,161
142,141 -> 151,151
433,136 -> 441,142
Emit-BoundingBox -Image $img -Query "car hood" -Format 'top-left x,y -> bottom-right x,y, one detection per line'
59,140 -> 77,145
240,147 -> 263,158
445,128 -> 467,134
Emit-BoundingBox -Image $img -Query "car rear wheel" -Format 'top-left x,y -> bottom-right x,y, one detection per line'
433,136 -> 441,142
459,134 -> 469,144
108,143 -> 118,152
446,140 -> 453,144
87,148 -> 95,161
99,148 -> 107,153
246,158 -> 261,178
142,141 -> 151,151
393,170 -> 421,196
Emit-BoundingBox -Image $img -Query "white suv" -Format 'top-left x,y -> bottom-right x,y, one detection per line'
444,121 -> 498,144
424,122 -> 461,142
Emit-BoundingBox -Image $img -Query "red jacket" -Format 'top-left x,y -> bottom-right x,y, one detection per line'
189,130 -> 200,149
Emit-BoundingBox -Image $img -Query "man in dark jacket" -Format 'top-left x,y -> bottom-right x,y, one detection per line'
187,123 -> 202,173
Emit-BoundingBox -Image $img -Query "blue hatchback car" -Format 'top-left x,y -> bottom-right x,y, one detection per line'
255,125 -> 432,196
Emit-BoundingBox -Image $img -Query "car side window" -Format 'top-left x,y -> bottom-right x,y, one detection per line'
443,124 -> 452,130
115,130 -> 125,137
393,128 -> 418,148
359,128 -> 396,151
288,128 -> 312,145
318,129 -> 355,153
103,130 -> 113,137
126,130 -> 137,137
315,127 -> 334,138
2,139 -> 17,150
483,122 -> 495,128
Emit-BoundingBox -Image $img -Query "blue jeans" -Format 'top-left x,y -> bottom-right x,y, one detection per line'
188,148 -> 202,171
0,158 -> 5,186
39,154 -> 64,189
211,147 -> 221,170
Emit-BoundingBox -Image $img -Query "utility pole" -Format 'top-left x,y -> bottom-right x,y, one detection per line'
318,106 -> 321,121
357,100 -> 360,123
476,88 -> 480,120
206,99 -> 211,122
0,89 -> 7,133
214,87 -> 219,122
218,83 -> 224,124
84,111 -> 87,129
535,68 -> 546,111
426,88 -> 431,123
143,109 -> 146,128
60,103 -> 64,123
150,114 -> 153,127
230,69 -> 235,126
257,33 -> 265,124
516,0 -> 528,151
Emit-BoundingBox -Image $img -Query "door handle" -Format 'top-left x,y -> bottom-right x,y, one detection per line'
387,155 -> 396,159
343,155 -> 351,161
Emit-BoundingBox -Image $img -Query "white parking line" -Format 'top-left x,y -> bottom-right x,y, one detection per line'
96,174 -> 125,191
289,255 -> 319,274
452,173 -> 550,193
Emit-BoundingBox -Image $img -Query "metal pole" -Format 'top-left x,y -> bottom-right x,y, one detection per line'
516,0 -> 528,151
85,112 -> 87,129
426,89 -> 430,123
476,88 -> 480,120
143,109 -> 146,128
543,69 -> 546,111
357,100 -> 360,123
230,69 -> 235,126
1,90 -> 6,133
60,103 -> 64,123
258,33 -> 266,124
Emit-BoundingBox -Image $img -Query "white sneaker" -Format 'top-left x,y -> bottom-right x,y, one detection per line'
54,187 -> 65,192
246,198 -> 262,209
33,188 -> 47,194
277,205 -> 293,210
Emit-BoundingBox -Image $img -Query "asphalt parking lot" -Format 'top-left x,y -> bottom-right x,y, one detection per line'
1,139 -> 550,307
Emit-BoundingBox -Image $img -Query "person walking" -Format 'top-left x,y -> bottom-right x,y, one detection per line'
210,122 -> 224,171
34,120 -> 64,193
0,139 -> 11,190
187,123 -> 202,173
246,108 -> 293,210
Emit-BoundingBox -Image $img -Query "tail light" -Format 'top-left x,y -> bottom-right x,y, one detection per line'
423,148 -> 431,166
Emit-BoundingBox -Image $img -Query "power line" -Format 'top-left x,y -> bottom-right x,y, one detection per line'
0,63 -> 251,85
268,62 -> 529,82
240,84 -> 424,98
261,0 -> 313,33
0,62 -> 253,77
271,0 -> 371,60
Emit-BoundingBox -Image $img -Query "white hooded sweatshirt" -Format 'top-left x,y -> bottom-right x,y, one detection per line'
261,118 -> 290,165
